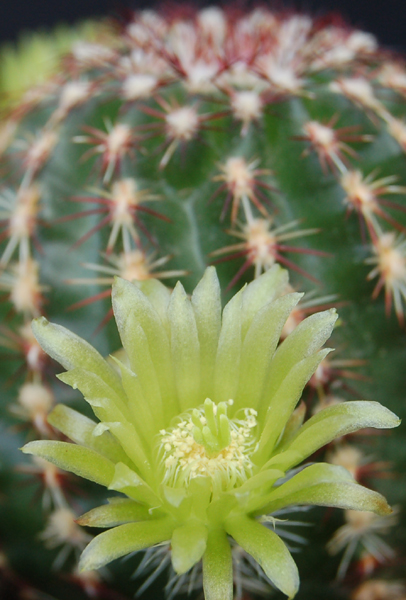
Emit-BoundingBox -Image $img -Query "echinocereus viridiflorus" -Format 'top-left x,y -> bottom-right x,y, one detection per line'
22,266 -> 400,599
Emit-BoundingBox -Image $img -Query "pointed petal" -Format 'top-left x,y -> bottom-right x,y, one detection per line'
58,368 -> 131,423
31,317 -> 122,396
112,277 -> 168,346
109,356 -> 156,442
188,476 -> 212,514
254,349 -> 331,464
134,278 -> 171,330
264,309 -> 337,400
258,463 -> 392,516
234,293 -> 302,412
108,462 -> 160,506
225,515 -> 299,599
249,462 -> 352,515
79,518 -> 174,571
202,528 -> 233,600
191,267 -> 221,399
47,404 -> 129,464
168,281 -> 200,411
241,265 -> 289,338
213,288 -> 243,403
112,316 -> 165,429
276,402 -> 307,450
102,421 -> 151,481
171,521 -> 208,574
233,469 -> 285,508
161,485 -> 187,508
112,277 -> 178,422
22,440 -> 115,487
77,498 -> 153,528
266,401 -> 400,472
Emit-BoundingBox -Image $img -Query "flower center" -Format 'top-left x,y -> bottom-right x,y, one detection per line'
159,398 -> 258,490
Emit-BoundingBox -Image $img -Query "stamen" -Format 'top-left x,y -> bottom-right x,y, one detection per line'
159,399 -> 257,490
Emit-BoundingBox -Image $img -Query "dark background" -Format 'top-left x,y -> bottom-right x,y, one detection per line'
0,0 -> 405,53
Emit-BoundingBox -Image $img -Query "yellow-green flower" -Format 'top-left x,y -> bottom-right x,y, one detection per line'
22,266 -> 399,599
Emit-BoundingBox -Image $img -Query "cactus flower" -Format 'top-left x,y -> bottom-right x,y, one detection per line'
22,266 -> 400,599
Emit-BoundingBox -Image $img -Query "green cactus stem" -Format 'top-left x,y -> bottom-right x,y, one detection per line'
0,5 -> 405,600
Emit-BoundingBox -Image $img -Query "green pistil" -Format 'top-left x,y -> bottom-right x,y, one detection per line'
159,399 -> 258,489
191,398 -> 233,456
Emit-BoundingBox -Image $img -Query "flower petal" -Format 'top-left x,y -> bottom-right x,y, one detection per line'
202,528 -> 233,600
214,288 -> 243,403
188,476 -> 213,514
249,463 -> 351,514
254,349 -> 331,464
115,317 -> 167,429
57,367 -> 130,423
108,462 -> 160,506
112,277 -> 178,423
171,521 -> 208,574
135,278 -> 171,330
22,440 -> 115,487
31,317 -> 122,396
191,267 -> 221,399
233,469 -> 285,508
79,518 -> 174,571
161,485 -> 187,508
47,404 -> 129,465
258,463 -> 392,516
266,401 -> 401,472
77,498 -> 153,528
276,401 -> 307,450
264,309 -> 337,401
225,515 -> 299,599
168,281 -> 201,411
234,292 -> 302,413
102,421 -> 151,481
241,265 -> 289,338
109,356 -> 156,442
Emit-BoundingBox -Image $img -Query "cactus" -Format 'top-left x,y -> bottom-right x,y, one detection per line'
0,6 -> 406,600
